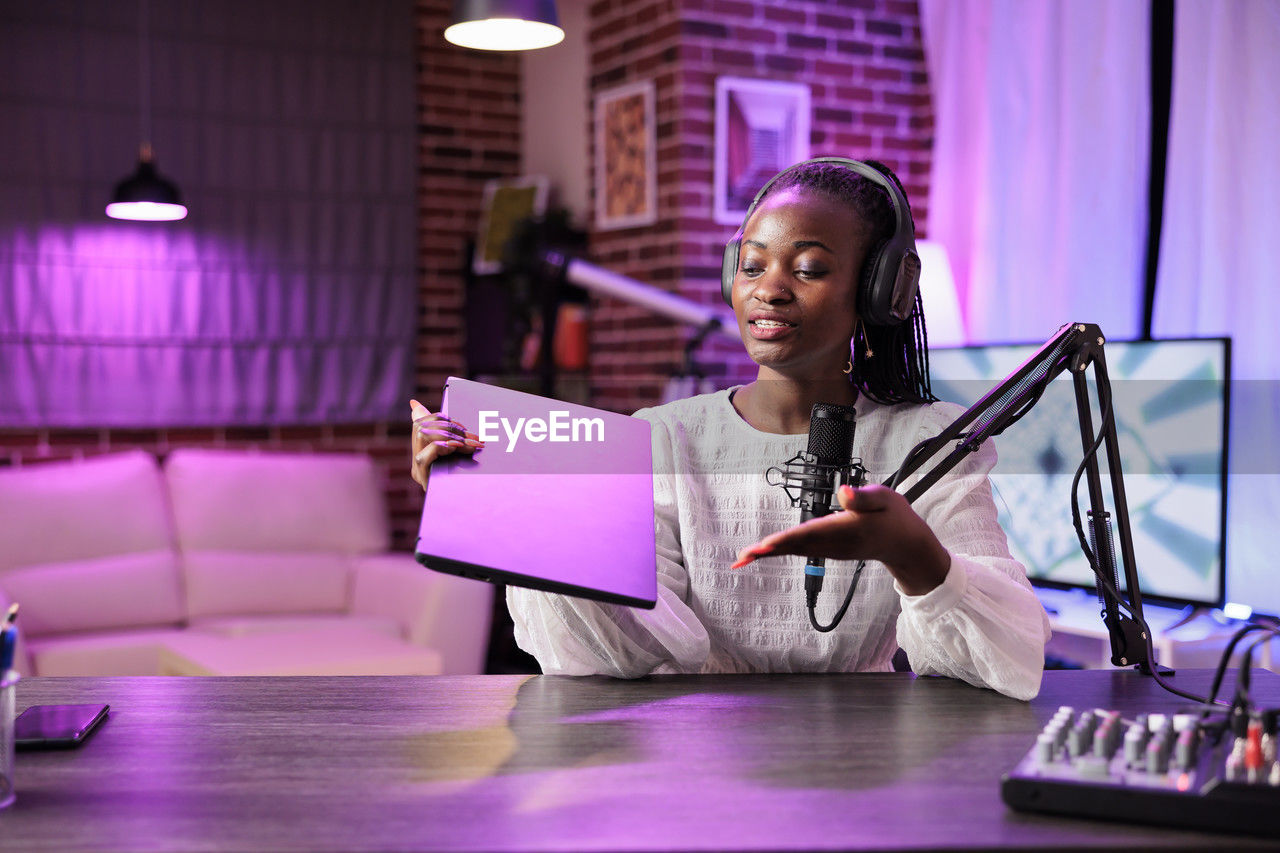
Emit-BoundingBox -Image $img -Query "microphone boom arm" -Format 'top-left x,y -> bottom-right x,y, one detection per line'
542,250 -> 741,342
888,322 -> 1157,673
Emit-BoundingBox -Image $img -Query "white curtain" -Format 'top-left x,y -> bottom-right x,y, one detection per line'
920,0 -> 1151,344
0,1 -> 416,428
1152,0 -> 1280,614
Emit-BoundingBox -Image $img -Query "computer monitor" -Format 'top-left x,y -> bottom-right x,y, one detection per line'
928,337 -> 1230,609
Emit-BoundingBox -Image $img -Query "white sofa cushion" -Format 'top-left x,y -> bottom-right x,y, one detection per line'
0,550 -> 184,637
0,449 -> 173,572
157,626 -> 442,676
165,448 -> 389,553
25,627 -> 189,676
183,551 -> 351,619
351,553 -> 493,675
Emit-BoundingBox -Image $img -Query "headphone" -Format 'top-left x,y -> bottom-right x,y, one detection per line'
720,157 -> 921,327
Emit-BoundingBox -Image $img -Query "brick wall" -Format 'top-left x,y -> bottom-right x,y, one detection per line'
588,0 -> 934,411
0,0 -> 522,554
417,0 -> 523,403
585,0 -> 687,413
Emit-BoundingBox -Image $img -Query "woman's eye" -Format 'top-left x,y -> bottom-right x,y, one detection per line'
796,268 -> 827,279
740,264 -> 764,277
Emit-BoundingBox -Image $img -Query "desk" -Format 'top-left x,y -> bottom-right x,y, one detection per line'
1,670 -> 1277,851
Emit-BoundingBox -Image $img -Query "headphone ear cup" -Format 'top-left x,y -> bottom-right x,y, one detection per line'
858,241 -> 887,324
721,237 -> 740,306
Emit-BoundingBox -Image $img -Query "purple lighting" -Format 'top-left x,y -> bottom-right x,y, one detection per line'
105,201 -> 188,222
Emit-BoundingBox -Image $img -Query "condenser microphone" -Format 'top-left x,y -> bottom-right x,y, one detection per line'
765,403 -> 864,609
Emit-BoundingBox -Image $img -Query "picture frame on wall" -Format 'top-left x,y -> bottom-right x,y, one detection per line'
474,176 -> 549,275
594,80 -> 657,231
713,77 -> 811,226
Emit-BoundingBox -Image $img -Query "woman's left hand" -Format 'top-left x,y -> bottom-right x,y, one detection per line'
732,484 -> 951,595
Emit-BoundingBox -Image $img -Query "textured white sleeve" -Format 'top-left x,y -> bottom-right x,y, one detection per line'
506,415 -> 711,677
893,408 -> 1053,701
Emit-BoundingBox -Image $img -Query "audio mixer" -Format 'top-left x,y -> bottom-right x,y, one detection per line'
1002,704 -> 1279,836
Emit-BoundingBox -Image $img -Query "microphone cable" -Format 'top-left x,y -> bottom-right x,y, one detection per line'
808,559 -> 867,632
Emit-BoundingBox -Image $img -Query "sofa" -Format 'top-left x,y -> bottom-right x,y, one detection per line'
0,448 -> 493,677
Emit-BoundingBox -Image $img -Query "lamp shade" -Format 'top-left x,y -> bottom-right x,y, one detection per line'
106,155 -> 187,222
445,0 -> 564,51
915,240 -> 965,346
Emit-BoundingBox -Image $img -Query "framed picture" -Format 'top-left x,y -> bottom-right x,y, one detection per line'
713,77 -> 811,226
594,80 -> 657,230
474,176 -> 549,275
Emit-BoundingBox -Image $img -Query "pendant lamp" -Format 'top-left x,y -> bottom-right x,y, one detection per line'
106,0 -> 187,221
444,0 -> 564,51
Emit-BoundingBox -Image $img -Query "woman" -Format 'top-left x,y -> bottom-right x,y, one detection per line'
412,159 -> 1050,700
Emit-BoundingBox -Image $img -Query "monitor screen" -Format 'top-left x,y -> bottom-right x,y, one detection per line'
928,336 -> 1230,609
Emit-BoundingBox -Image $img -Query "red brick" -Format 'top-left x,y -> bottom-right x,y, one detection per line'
764,55 -> 805,75
733,25 -> 776,44
861,110 -> 901,128
815,59 -> 854,78
710,47 -> 756,67
836,38 -> 874,56
817,12 -> 858,32
836,84 -> 876,103
712,0 -> 756,17
762,5 -> 806,25
884,45 -> 925,63
881,136 -> 928,151
866,19 -> 904,38
864,65 -> 905,82
787,32 -> 827,50
885,90 -> 931,107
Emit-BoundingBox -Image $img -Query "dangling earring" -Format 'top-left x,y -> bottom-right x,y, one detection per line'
855,317 -> 874,358
843,358 -> 853,374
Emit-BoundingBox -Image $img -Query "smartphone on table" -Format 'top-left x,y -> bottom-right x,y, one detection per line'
13,703 -> 109,749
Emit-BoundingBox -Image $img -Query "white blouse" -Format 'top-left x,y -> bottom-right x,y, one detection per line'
507,388 -> 1052,700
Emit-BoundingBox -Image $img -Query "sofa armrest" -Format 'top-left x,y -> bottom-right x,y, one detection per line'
0,584 -> 33,676
350,554 -> 493,675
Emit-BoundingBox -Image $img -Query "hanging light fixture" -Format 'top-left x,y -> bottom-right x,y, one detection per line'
444,0 -> 564,51
106,0 -> 187,221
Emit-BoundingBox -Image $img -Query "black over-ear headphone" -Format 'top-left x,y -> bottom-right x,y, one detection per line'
720,157 -> 921,327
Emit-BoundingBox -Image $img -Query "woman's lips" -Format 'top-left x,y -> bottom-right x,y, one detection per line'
748,318 -> 797,340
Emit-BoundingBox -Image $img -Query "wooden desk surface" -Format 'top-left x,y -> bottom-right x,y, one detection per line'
1,670 -> 1277,851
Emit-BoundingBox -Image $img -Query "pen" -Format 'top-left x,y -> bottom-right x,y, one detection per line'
1,603 -> 18,672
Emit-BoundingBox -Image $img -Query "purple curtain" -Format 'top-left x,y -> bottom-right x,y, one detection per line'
0,1 -> 416,427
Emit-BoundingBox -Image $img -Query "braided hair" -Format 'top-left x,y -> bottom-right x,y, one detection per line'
757,160 -> 937,406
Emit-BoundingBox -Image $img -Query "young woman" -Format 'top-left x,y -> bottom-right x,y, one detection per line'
411,160 -> 1050,700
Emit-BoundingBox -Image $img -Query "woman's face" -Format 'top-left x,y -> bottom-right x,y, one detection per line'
730,186 -> 869,379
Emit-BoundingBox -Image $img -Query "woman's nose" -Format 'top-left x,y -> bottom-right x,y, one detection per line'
750,269 -> 793,303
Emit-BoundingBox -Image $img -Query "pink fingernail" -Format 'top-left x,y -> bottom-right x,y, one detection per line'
731,545 -> 771,569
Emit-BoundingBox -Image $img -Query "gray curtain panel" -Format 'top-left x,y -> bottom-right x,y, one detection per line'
0,0 -> 416,427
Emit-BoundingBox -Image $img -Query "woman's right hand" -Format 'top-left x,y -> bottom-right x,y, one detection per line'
410,398 -> 484,491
